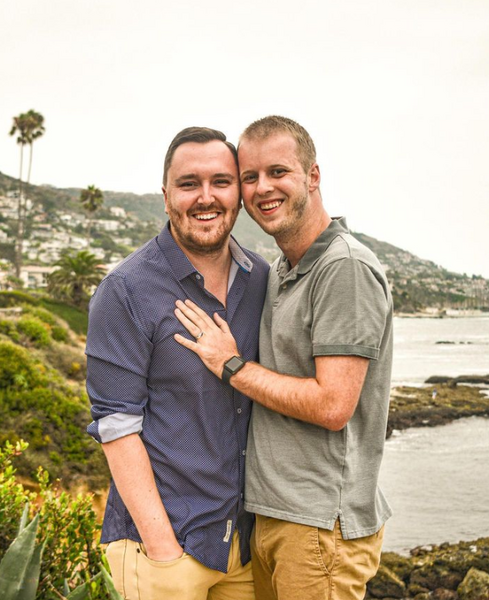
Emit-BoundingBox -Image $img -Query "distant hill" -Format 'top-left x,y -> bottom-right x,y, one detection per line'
1,170 -> 488,312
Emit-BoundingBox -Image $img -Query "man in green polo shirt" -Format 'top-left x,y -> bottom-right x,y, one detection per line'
174,116 -> 393,600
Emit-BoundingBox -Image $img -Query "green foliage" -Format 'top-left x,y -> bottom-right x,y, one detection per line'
0,512 -> 44,600
17,316 -> 51,347
0,341 -> 109,488
39,299 -> 88,335
0,318 -> 20,342
21,305 -> 70,343
48,250 -> 105,309
0,291 -> 38,308
0,441 -> 120,600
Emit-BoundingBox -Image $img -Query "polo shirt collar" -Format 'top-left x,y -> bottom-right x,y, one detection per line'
157,222 -> 253,282
277,217 -> 349,280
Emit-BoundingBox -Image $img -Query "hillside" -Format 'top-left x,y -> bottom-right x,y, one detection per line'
0,290 -> 109,490
1,171 -> 488,312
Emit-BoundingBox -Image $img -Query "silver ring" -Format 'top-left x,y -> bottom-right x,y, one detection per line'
195,331 -> 205,340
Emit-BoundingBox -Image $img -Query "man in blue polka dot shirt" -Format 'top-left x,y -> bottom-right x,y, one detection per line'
86,127 -> 269,599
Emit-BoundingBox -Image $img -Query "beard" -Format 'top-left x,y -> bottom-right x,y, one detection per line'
248,186 -> 309,242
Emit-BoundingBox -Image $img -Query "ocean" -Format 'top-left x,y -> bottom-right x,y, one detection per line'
380,316 -> 489,553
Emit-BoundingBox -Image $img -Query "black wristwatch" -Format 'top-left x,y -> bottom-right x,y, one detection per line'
222,356 -> 246,384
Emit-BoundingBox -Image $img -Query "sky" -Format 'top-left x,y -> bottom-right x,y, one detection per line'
1,0 -> 488,277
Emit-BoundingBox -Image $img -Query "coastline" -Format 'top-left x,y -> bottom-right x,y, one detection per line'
387,377 -> 489,438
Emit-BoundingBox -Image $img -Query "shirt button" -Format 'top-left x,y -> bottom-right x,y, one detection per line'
240,493 -> 244,499
196,274 -> 201,280
282,284 -> 287,289
242,450 -> 246,456
237,408 -> 242,414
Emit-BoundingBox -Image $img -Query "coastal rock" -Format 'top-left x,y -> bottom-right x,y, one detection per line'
425,374 -> 489,385
388,384 -> 489,436
457,568 -> 489,600
367,564 -> 406,598
432,589 -> 458,600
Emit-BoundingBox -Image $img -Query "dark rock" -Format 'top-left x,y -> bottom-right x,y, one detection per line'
367,564 -> 406,598
381,552 -> 414,583
433,589 -> 458,600
457,568 -> 489,600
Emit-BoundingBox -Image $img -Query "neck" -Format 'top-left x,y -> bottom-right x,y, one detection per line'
277,196 -> 331,268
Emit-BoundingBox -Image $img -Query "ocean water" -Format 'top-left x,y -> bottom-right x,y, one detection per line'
392,315 -> 489,386
380,316 -> 489,552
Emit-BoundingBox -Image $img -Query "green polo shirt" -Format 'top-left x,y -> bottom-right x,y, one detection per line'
245,217 -> 393,539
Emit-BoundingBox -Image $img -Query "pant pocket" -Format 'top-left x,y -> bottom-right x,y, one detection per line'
313,524 -> 338,575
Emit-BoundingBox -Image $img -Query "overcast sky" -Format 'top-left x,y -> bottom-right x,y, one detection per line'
1,0 -> 488,277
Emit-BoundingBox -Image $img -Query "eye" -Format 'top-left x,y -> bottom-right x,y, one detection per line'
271,168 -> 287,177
214,179 -> 231,186
241,174 -> 257,184
180,181 -> 197,188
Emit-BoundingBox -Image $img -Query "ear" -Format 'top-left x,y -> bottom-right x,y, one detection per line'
162,186 -> 169,215
308,163 -> 320,193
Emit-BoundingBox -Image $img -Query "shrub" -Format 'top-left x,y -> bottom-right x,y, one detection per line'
0,318 -> 19,342
51,325 -> 68,342
0,440 -> 116,599
0,291 -> 38,308
17,316 -> 51,347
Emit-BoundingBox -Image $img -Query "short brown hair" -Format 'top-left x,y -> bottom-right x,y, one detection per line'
163,127 -> 238,186
239,116 -> 316,172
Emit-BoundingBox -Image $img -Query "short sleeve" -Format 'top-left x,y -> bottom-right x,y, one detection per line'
311,258 -> 389,360
85,274 -> 154,443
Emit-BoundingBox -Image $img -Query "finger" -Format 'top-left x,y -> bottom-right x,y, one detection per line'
183,299 -> 216,326
175,308 -> 203,337
175,300 -> 208,329
213,313 -> 231,333
174,333 -> 200,353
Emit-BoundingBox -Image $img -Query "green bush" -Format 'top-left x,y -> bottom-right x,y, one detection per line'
0,291 -> 38,308
0,341 -> 109,488
0,342 -> 44,390
51,325 -> 68,342
17,316 -> 51,347
0,440 -> 114,599
0,318 -> 19,342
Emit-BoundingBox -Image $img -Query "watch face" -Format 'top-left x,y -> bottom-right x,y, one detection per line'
226,356 -> 244,371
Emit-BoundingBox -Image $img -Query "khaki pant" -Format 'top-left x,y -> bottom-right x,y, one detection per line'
251,515 -> 384,600
106,530 -> 254,600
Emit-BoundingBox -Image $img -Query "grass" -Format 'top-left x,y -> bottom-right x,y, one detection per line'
39,298 -> 88,335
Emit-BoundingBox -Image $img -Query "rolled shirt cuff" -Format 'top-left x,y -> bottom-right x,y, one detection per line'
87,412 -> 144,443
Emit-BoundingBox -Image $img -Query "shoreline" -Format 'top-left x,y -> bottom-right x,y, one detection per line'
387,377 -> 489,438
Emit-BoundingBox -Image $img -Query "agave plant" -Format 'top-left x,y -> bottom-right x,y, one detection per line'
0,505 -> 122,600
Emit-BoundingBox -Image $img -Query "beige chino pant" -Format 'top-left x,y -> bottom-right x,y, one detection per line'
106,530 -> 254,600
251,515 -> 384,600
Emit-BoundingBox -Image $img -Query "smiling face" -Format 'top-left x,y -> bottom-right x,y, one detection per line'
238,133 -> 317,240
163,140 -> 240,255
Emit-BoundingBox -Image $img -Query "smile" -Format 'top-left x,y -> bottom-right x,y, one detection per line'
193,212 -> 220,221
258,200 -> 283,213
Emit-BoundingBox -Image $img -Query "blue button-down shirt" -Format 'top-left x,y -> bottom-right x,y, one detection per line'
86,223 -> 269,573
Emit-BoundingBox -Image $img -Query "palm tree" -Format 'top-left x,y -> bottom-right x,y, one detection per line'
80,185 -> 104,248
48,250 -> 106,308
9,110 -> 45,277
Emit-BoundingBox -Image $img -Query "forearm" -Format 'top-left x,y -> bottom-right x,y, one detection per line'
102,433 -> 182,560
229,362 -> 338,429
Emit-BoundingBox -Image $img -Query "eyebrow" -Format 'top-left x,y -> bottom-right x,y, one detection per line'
174,172 -> 236,184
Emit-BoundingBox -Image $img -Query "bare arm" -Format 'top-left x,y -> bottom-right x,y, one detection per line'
102,433 -> 183,561
174,300 -> 368,430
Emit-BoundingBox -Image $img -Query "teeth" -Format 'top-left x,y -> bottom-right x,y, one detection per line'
260,201 -> 282,211
194,213 -> 218,220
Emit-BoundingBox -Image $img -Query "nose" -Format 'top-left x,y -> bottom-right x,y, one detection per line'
198,183 -> 214,205
255,174 -> 274,197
